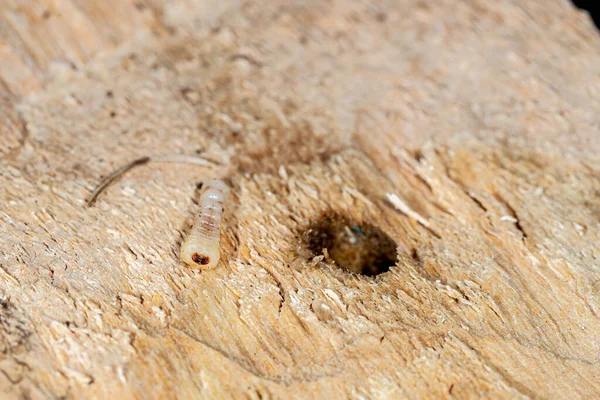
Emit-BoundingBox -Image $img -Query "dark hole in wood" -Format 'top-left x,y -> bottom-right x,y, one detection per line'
302,212 -> 397,276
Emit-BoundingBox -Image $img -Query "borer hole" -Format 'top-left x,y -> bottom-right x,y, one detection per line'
302,212 -> 397,277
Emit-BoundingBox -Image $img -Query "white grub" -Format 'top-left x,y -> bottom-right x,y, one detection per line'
181,179 -> 230,269
86,154 -> 228,270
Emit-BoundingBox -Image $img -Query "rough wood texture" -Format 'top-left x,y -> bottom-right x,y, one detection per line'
1,0 -> 600,398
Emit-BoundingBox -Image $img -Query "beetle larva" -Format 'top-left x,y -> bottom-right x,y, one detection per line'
180,179 -> 230,269
86,154 -> 230,269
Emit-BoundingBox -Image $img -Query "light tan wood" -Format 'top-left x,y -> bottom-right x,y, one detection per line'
1,0 -> 600,398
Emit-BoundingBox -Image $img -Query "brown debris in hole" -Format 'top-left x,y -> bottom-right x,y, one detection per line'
301,211 -> 397,277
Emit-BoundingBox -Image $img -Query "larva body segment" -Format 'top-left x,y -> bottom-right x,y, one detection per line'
181,179 -> 230,269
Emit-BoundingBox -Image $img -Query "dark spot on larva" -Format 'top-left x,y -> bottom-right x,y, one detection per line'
301,212 -> 397,277
106,90 -> 114,98
232,130 -> 240,136
110,111 -> 117,118
42,10 -> 51,19
192,253 -> 210,265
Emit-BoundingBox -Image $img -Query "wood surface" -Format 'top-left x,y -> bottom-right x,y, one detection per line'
1,0 -> 600,398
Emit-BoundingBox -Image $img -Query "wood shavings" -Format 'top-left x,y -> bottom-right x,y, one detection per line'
386,192 -> 431,229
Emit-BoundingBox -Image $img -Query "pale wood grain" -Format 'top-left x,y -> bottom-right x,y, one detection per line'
1,0 -> 600,398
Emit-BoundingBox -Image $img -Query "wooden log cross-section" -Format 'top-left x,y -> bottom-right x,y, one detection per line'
1,0 -> 600,398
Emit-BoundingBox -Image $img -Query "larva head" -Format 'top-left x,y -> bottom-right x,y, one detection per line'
204,179 -> 230,195
180,242 -> 221,269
